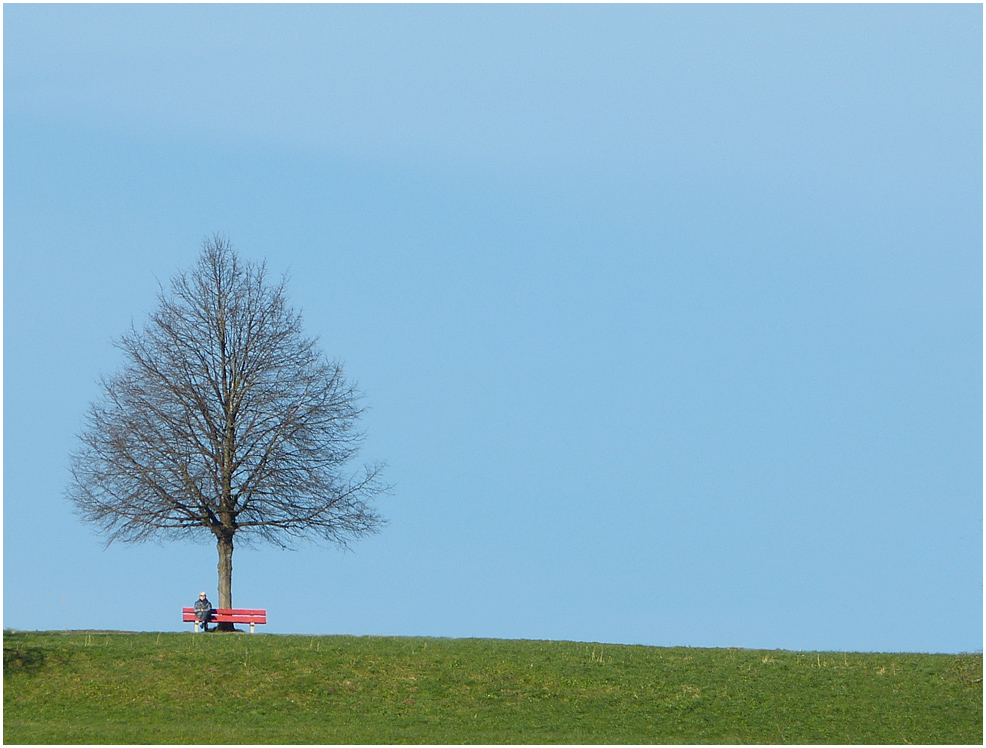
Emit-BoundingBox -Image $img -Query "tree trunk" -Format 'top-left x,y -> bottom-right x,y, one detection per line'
216,533 -> 235,631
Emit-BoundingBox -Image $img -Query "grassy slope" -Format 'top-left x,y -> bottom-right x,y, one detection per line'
3,631 -> 982,744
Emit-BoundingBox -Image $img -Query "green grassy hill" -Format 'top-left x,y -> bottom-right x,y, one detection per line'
4,630 -> 981,744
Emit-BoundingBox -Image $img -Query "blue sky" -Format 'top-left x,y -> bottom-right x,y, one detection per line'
3,4 -> 982,653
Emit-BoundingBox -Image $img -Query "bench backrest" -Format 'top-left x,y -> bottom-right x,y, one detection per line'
182,607 -> 267,624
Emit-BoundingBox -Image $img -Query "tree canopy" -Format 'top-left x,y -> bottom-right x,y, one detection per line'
67,235 -> 387,617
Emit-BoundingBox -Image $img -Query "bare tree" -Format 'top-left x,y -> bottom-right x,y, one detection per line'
67,235 -> 387,628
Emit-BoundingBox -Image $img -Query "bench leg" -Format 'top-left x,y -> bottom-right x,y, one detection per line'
250,622 -> 255,634
194,621 -> 200,633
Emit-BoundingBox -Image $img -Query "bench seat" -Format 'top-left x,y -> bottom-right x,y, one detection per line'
182,607 -> 267,633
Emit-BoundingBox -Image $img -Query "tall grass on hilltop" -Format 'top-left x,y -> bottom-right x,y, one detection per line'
4,630 -> 982,744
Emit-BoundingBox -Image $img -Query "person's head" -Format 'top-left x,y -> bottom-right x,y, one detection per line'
199,591 -> 207,599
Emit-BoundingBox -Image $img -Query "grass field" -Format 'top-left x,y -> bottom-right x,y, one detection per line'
3,630 -> 982,744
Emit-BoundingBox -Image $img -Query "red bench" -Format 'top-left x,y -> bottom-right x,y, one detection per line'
182,607 -> 267,633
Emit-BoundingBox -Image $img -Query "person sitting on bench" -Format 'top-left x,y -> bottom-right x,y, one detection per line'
193,591 -> 213,632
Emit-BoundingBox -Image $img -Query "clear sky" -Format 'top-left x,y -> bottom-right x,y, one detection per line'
3,4 -> 982,653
